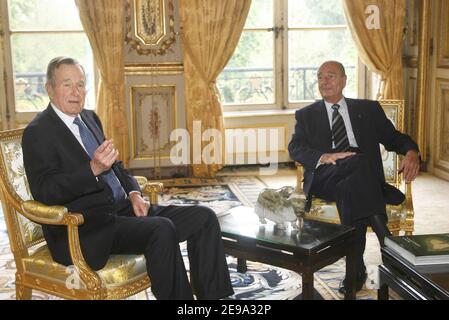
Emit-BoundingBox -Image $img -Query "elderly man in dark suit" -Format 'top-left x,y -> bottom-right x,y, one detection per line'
288,60 -> 420,294
22,56 -> 233,300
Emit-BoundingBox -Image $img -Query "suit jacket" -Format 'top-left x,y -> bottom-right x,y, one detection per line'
288,98 -> 419,196
22,105 -> 140,270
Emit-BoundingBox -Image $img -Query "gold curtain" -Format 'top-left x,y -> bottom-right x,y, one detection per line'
180,0 -> 251,177
74,0 -> 129,166
342,0 -> 406,100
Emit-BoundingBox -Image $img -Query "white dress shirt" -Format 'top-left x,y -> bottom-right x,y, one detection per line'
316,97 -> 359,168
323,97 -> 358,148
50,103 -> 89,153
50,104 -> 137,197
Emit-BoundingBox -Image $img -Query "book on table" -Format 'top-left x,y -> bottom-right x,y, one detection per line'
385,233 -> 449,266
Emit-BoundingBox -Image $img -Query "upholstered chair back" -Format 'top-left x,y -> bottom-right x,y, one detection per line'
0,128 -> 44,251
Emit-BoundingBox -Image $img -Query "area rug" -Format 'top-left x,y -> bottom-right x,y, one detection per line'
0,176 -> 379,300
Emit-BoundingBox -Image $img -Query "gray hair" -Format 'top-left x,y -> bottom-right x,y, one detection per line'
46,56 -> 85,86
320,60 -> 346,77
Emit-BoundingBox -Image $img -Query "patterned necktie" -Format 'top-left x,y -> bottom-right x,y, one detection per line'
73,117 -> 126,204
331,104 -> 350,152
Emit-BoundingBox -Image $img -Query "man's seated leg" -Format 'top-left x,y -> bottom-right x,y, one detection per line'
156,205 -> 234,300
338,219 -> 368,294
311,155 -> 383,294
111,214 -> 194,300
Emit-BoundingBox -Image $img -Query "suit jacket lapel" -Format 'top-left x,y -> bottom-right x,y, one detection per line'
315,100 -> 333,149
46,105 -> 91,161
346,98 -> 362,147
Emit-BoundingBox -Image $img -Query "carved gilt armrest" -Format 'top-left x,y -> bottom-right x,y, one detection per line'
21,200 -> 103,291
143,182 -> 164,205
403,182 -> 414,235
134,176 -> 148,190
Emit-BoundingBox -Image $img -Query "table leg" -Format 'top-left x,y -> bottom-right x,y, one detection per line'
378,283 -> 389,300
302,271 -> 314,300
237,258 -> 247,273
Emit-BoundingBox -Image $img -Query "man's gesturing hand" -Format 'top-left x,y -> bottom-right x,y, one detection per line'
319,152 -> 356,165
90,140 -> 119,176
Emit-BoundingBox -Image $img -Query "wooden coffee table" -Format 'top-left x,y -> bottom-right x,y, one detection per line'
218,206 -> 357,300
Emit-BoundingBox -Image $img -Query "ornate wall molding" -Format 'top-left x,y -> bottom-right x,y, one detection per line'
129,85 -> 177,161
433,79 -> 449,173
124,63 -> 183,75
125,0 -> 176,56
415,0 -> 431,162
436,0 -> 449,68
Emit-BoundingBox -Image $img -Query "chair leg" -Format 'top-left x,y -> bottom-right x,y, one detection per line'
16,284 -> 32,300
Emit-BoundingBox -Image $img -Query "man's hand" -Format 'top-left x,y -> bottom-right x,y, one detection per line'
129,192 -> 150,217
319,152 -> 356,165
90,140 -> 119,176
399,150 -> 420,183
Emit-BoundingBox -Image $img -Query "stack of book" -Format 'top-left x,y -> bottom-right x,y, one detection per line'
385,233 -> 449,266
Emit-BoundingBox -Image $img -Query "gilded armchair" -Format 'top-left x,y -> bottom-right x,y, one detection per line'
0,128 -> 163,299
296,100 -> 414,236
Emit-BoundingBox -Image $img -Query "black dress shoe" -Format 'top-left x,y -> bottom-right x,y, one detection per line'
338,271 -> 367,295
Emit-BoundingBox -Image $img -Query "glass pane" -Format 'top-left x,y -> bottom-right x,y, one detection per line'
8,0 -> 83,30
244,0 -> 273,29
11,33 -> 95,112
218,31 -> 274,105
288,29 -> 357,101
288,0 -> 346,27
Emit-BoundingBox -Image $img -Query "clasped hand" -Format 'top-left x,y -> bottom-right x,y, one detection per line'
320,150 -> 420,183
319,152 -> 356,165
129,192 -> 150,217
90,140 -> 118,176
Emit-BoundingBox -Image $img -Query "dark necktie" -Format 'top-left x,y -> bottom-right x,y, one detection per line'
331,104 -> 350,152
73,117 -> 126,204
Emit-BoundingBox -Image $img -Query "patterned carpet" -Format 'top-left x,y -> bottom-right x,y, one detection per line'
0,176 -> 378,300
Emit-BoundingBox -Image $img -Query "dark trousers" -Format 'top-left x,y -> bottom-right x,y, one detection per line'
111,205 -> 234,300
310,154 -> 386,271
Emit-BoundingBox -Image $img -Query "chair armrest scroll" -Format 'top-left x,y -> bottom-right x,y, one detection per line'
143,182 -> 164,205
134,175 -> 148,190
21,201 -> 102,292
403,182 -> 414,235
21,200 -> 84,226
295,162 -> 305,192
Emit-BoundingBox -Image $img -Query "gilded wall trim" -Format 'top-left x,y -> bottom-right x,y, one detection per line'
436,0 -> 449,68
125,0 -> 176,56
415,0 -> 431,162
434,79 -> 449,173
124,63 -> 183,75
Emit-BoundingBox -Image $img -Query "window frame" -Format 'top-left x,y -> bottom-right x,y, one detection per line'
0,0 -> 96,129
220,0 -> 367,113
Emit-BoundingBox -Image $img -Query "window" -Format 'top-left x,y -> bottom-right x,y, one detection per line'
4,0 -> 94,113
217,0 -> 361,111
